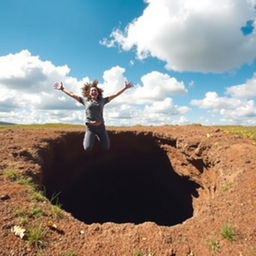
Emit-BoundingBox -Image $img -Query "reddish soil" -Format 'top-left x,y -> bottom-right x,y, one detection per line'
0,125 -> 255,256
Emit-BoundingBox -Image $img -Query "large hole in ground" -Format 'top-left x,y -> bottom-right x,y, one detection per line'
41,131 -> 199,226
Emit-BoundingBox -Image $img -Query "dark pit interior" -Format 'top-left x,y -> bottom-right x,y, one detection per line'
41,131 -> 199,226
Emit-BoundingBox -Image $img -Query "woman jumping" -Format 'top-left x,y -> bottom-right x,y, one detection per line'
54,80 -> 132,151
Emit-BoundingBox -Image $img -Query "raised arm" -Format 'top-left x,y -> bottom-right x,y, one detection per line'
108,81 -> 133,102
54,82 -> 81,103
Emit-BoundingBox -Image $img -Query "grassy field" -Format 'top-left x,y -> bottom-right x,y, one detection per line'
0,123 -> 83,130
218,125 -> 256,140
0,123 -> 256,140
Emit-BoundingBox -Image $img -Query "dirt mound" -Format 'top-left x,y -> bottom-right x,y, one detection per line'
0,125 -> 255,256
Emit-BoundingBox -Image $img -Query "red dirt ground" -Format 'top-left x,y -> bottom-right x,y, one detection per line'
0,125 -> 255,256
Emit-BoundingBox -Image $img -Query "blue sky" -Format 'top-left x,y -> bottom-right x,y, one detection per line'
0,0 -> 256,126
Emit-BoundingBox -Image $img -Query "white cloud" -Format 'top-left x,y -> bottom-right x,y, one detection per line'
105,103 -> 189,126
144,98 -> 189,114
226,73 -> 256,98
0,50 -> 90,124
191,91 -> 242,110
100,66 -> 187,104
0,51 -> 87,108
101,66 -> 127,94
102,0 -> 256,72
104,104 -> 136,124
0,50 -> 69,92
133,71 -> 187,104
191,90 -> 256,125
101,67 -> 189,125
219,100 -> 256,125
220,100 -> 256,117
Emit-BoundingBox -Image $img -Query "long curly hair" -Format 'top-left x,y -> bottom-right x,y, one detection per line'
81,79 -> 103,99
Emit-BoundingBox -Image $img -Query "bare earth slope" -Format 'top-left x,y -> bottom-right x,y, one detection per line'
0,125 -> 255,256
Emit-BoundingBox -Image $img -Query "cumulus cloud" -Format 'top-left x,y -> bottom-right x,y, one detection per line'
144,98 -> 189,114
102,0 -> 256,72
191,71 -> 256,124
100,67 -> 189,125
191,92 -> 242,110
226,73 -> 256,98
0,50 -> 89,123
0,50 -> 69,92
104,102 -> 189,126
0,50 -> 88,109
131,71 -> 187,104
191,90 -> 256,125
100,66 -> 127,96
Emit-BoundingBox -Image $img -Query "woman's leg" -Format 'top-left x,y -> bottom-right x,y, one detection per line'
83,127 -> 96,151
96,125 -> 110,150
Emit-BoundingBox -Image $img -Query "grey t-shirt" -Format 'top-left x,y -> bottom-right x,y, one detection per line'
79,97 -> 109,123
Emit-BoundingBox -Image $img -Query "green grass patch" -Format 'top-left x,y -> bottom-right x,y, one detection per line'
3,169 -> 48,203
3,169 -> 35,188
26,224 -> 47,249
207,238 -> 220,252
132,252 -> 154,256
222,180 -> 234,192
0,123 -> 83,130
16,215 -> 29,226
34,252 -> 46,256
3,169 -> 20,181
16,205 -> 45,220
16,176 -> 34,187
50,204 -> 64,219
28,205 -> 45,218
49,192 -> 63,218
221,223 -> 238,241
15,207 -> 27,218
132,253 -> 144,256
31,190 -> 47,202
59,252 -> 77,256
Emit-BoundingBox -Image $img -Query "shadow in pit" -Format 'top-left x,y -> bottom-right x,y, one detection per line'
43,131 -> 200,226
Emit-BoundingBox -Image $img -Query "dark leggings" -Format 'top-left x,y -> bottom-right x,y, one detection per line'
83,124 -> 110,151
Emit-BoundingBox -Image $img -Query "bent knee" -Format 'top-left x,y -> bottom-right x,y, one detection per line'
83,144 -> 93,151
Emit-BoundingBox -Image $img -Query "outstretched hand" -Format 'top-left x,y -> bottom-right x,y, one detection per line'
124,81 -> 133,89
54,81 -> 64,90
